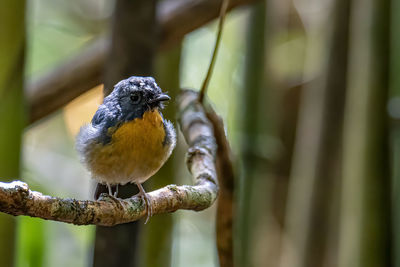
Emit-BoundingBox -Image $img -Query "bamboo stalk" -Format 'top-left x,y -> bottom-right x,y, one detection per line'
0,1 -> 26,266
338,0 -> 391,266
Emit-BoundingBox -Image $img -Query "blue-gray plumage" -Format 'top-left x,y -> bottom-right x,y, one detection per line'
76,76 -> 176,222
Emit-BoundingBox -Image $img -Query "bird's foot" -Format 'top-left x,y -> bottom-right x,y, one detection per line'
135,183 -> 153,224
98,192 -> 126,208
136,191 -> 153,224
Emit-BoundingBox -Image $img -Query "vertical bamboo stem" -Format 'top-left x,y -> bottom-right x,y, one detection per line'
338,0 -> 391,266
0,1 -> 26,266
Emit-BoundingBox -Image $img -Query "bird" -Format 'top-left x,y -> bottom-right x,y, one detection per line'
76,76 -> 176,223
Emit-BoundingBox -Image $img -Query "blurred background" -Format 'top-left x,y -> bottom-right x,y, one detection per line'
0,0 -> 397,266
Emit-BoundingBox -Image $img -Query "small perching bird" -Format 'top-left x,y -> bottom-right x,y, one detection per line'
76,76 -> 176,222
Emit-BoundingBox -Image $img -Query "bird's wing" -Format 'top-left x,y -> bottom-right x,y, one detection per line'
88,105 -> 120,144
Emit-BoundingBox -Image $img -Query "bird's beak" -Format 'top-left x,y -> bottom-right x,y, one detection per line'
148,93 -> 171,104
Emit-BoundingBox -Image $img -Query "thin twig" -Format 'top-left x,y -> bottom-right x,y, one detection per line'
198,0 -> 230,103
0,90 -> 218,226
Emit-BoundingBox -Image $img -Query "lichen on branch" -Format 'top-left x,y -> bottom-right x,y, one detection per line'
0,90 -> 218,226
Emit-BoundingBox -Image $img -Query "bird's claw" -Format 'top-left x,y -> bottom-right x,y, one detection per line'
135,191 -> 152,224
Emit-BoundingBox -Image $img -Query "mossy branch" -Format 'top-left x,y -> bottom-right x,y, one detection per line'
0,90 -> 218,226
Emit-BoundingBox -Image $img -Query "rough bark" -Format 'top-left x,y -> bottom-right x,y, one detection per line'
0,90 -> 218,226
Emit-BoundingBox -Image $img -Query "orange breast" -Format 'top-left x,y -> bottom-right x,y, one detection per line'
88,110 -> 169,184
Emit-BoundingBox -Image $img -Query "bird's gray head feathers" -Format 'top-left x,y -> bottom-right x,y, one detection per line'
101,76 -> 168,124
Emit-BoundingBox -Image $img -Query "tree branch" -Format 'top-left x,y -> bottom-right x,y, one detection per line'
0,90 -> 218,226
28,39 -> 108,124
206,107 -> 235,267
26,0 -> 257,124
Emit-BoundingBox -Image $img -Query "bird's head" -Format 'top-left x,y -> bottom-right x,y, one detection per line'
104,76 -> 170,122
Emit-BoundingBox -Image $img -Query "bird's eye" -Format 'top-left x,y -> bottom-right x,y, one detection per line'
130,92 -> 141,104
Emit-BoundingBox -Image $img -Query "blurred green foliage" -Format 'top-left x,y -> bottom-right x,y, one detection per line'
16,218 -> 44,267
